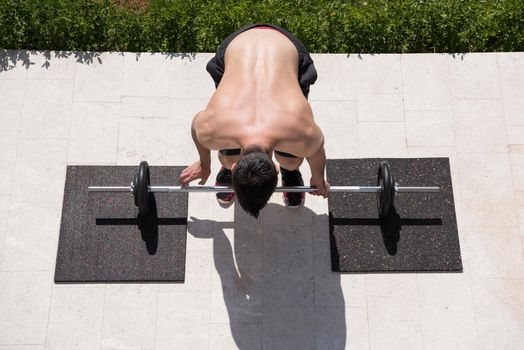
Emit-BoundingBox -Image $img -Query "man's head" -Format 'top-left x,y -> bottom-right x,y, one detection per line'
231,146 -> 278,218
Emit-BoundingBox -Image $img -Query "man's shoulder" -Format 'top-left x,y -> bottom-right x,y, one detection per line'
193,108 -> 215,130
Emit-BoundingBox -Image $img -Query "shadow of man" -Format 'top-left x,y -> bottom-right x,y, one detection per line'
188,202 -> 347,350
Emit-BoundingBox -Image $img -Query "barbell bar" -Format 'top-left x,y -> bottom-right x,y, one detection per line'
87,160 -> 440,218
88,185 -> 438,193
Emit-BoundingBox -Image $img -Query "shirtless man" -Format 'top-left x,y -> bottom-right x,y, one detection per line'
178,23 -> 330,218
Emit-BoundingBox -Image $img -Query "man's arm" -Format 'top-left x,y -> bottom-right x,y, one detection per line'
305,128 -> 329,197
179,112 -> 212,186
191,112 -> 211,168
306,140 -> 326,180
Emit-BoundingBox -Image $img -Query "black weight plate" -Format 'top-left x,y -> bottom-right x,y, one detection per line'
136,160 -> 150,216
377,161 -> 394,218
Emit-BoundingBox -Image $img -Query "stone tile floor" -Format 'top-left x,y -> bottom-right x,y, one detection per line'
0,50 -> 523,349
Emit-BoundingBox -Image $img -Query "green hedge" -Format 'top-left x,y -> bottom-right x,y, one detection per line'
1,0 -> 523,53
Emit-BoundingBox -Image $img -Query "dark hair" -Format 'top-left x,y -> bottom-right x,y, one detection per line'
232,147 -> 278,218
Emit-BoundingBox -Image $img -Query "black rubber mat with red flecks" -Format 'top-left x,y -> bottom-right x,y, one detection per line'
54,165 -> 188,283
327,158 -> 462,273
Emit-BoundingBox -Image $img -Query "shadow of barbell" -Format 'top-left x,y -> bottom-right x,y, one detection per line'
329,207 -> 443,256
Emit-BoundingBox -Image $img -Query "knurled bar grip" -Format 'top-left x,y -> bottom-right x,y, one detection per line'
87,185 -> 440,193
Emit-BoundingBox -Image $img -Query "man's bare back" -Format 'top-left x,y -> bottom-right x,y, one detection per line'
195,27 -> 323,158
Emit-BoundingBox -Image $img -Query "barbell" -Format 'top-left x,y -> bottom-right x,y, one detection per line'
88,160 -> 440,218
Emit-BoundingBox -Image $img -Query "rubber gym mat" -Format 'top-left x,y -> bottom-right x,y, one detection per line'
54,165 -> 188,283
327,158 -> 462,273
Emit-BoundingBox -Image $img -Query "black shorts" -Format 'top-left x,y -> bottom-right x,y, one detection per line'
219,148 -> 298,159
206,23 -> 317,98
207,23 -> 317,159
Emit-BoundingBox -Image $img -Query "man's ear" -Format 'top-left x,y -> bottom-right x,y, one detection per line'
231,162 -> 237,172
273,161 -> 280,174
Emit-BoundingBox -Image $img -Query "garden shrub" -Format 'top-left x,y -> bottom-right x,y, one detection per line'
0,0 -> 522,53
